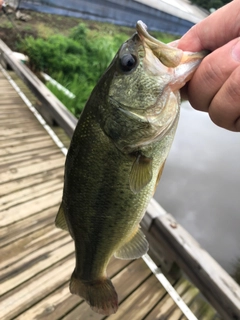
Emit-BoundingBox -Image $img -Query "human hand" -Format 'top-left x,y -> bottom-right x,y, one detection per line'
177,0 -> 240,131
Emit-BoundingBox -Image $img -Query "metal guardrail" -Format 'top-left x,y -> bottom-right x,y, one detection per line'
1,39 -> 240,320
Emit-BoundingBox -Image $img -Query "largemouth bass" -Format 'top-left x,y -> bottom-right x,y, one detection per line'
55,21 -> 206,315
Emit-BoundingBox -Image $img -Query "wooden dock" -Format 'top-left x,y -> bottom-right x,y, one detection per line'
0,65 -> 222,319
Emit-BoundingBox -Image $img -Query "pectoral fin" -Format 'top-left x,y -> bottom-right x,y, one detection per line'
55,202 -> 69,232
129,154 -> 152,193
114,227 -> 149,260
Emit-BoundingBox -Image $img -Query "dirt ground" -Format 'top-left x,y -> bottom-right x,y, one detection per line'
0,7 -> 134,51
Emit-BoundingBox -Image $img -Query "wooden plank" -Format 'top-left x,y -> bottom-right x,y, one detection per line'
0,130 -> 49,143
0,156 -> 64,183
103,274 -> 166,320
0,189 -> 62,227
0,134 -> 53,149
0,114 -> 36,121
144,278 -> 190,320
16,284 -> 80,320
0,139 -> 58,157
180,296 -> 219,320
0,145 -> 64,166
0,258 -> 131,320
0,229 -> 68,275
0,83 -> 11,87
0,106 -> 33,113
0,148 -> 61,166
199,309 -> 221,320
0,94 -> 26,102
0,256 -> 75,320
0,105 -> 34,112
0,90 -> 18,96
0,117 -> 37,126
0,237 -> 73,296
0,227 -> 63,269
168,286 -> 199,319
0,206 -> 59,248
0,105 -> 30,112
0,140 -> 54,157
0,108 -> 31,115
0,178 -> 62,212
149,214 -> 240,320
0,122 -> 41,131
0,114 -> 37,122
0,124 -> 43,135
112,258 -> 152,302
0,180 -> 62,216
16,259 -> 131,320
0,134 -> 55,149
0,128 -> 45,140
0,167 -> 63,196
0,87 -> 26,92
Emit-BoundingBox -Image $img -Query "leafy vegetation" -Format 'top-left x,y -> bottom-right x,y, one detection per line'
190,0 -> 231,11
18,22 -> 176,117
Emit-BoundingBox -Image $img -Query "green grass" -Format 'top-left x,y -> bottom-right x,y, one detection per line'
0,20 -> 13,29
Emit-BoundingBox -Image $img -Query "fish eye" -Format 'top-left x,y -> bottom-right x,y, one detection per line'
119,54 -> 137,72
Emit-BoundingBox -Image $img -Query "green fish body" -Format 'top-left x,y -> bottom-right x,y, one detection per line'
56,21 -> 206,315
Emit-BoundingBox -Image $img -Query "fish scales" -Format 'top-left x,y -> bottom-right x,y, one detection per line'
64,107 -> 154,271
55,20 -> 207,315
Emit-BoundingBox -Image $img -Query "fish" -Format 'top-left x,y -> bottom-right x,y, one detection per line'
55,20 -> 206,315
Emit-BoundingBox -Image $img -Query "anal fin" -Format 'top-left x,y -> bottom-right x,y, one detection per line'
55,202 -> 69,232
114,227 -> 149,260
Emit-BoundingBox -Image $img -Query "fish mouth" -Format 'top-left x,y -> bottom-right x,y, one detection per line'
136,20 -> 207,68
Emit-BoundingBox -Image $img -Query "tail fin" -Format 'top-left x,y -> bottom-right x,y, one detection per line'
70,272 -> 118,315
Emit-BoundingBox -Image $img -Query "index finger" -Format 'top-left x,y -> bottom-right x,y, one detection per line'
178,0 -> 240,52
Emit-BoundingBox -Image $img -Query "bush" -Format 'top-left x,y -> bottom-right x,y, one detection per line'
18,22 -> 127,115
46,73 -> 94,118
18,22 -> 176,116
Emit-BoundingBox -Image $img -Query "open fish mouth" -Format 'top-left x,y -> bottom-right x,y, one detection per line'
136,20 -> 207,69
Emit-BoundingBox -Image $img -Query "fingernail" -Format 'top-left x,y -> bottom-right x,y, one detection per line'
232,39 -> 240,61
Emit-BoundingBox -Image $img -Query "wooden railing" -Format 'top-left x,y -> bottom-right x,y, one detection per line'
143,199 -> 240,320
1,39 -> 240,320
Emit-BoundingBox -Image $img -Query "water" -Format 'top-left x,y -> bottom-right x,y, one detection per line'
155,101 -> 240,276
